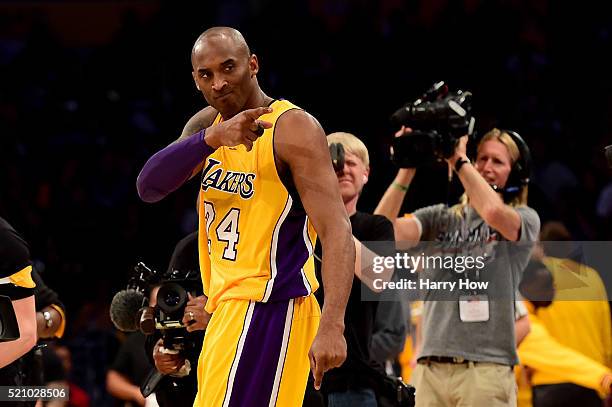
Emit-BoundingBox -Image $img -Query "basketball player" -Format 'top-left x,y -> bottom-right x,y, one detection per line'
137,27 -> 354,406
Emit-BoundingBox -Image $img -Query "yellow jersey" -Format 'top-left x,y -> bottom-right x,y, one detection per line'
197,99 -> 319,313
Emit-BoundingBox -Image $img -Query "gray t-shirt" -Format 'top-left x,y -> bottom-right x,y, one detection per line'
414,204 -> 540,365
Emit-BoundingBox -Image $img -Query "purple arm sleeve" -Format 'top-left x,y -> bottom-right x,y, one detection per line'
136,129 -> 215,203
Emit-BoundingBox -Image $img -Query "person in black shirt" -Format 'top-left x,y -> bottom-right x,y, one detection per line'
107,331 -> 152,406
1,215 -> 68,406
146,231 -> 206,407
305,133 -> 404,407
0,216 -> 37,369
1,267 -> 67,402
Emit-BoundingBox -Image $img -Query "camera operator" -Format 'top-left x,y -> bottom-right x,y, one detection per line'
304,132 -> 406,407
145,231 -> 209,407
375,127 -> 540,407
0,216 -> 37,368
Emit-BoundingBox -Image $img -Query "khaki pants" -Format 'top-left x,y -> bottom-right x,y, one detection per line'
411,360 -> 517,407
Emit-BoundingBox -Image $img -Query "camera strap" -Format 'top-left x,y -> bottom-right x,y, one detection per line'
141,369 -> 165,398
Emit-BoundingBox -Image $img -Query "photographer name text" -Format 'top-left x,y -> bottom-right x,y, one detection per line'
373,278 -> 488,291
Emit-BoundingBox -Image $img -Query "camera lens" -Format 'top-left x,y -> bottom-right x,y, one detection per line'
156,282 -> 187,314
164,291 -> 181,307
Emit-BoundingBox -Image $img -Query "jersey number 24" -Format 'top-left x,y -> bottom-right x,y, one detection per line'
204,201 -> 240,261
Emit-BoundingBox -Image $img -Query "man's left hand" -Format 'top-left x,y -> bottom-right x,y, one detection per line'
182,294 -> 211,332
308,324 -> 347,390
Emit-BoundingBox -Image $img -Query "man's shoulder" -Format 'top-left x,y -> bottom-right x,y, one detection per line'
353,211 -> 391,226
271,98 -> 301,112
272,103 -> 325,167
273,103 -> 311,127
352,211 -> 394,241
0,218 -> 31,279
413,203 -> 449,217
513,205 -> 540,241
181,106 -> 219,138
514,205 -> 539,221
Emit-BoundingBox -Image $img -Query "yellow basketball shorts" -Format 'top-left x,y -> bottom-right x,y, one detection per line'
194,294 -> 320,407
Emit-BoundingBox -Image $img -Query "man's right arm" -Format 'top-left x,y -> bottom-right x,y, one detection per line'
374,168 -> 416,221
374,168 -> 421,242
136,107 -> 218,203
106,370 -> 146,406
374,126 -> 416,221
136,106 -> 273,203
374,127 -> 424,242
274,109 -> 353,390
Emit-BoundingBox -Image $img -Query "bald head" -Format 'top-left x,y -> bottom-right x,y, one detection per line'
191,27 -> 251,64
190,26 -> 262,119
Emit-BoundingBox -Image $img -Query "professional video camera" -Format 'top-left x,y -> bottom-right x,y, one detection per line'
390,81 -> 476,168
110,262 -> 202,351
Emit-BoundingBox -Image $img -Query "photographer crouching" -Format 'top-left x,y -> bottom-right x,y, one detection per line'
110,232 -> 208,407
375,83 -> 540,407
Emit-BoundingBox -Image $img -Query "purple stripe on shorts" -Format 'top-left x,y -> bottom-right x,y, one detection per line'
228,300 -> 290,407
269,209 -> 311,301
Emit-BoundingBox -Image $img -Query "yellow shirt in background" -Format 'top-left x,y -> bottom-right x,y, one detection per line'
539,257 -> 612,368
517,308 -> 611,407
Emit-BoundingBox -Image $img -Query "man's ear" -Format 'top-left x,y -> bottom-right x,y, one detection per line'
192,71 -> 200,90
249,54 -> 259,77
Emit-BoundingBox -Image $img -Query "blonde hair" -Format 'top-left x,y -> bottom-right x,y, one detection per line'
452,128 -> 528,216
327,132 -> 369,168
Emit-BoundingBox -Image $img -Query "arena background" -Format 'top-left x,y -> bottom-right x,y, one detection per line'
1,0 -> 611,404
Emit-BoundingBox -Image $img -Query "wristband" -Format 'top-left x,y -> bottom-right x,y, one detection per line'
454,157 -> 471,173
392,181 -> 410,192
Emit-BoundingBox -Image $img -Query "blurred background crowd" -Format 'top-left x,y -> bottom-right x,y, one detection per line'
1,0 -> 611,405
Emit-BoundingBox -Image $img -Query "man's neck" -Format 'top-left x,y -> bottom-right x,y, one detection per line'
246,86 -> 272,110
344,196 -> 358,217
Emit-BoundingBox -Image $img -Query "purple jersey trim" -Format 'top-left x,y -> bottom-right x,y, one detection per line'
262,194 -> 314,303
269,208 -> 312,301
226,300 -> 293,406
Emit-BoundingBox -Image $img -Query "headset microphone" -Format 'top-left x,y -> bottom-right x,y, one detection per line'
493,130 -> 532,202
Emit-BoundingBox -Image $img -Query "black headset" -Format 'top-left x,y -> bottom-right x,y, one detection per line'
491,129 -> 532,202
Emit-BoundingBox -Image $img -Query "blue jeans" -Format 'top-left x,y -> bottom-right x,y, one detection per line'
328,388 -> 377,407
